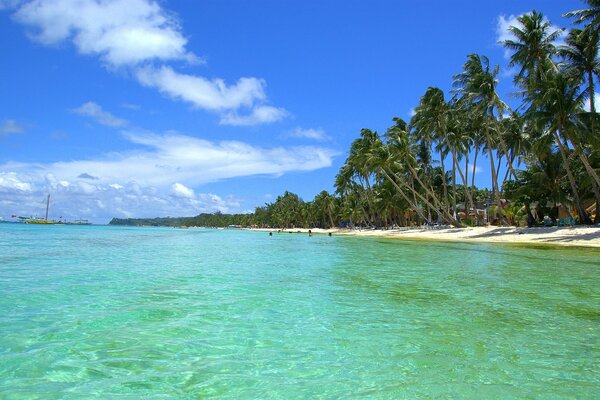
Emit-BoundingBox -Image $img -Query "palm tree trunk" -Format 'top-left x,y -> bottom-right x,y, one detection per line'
471,144 -> 478,188
440,149 -> 449,213
589,70 -> 596,113
443,137 -> 476,214
591,180 -> 600,224
563,133 -> 600,189
400,165 -> 462,227
484,122 -> 502,223
452,157 -> 457,215
379,168 -> 428,222
496,152 -> 503,192
497,136 -> 519,182
501,151 -> 518,191
553,130 -> 591,224
464,151 -> 469,215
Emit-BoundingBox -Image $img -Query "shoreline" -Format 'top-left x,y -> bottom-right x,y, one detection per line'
247,225 -> 600,248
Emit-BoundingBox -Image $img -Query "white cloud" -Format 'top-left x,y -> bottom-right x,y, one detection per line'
72,102 -> 127,127
0,172 -> 32,191
285,127 -> 330,141
0,119 -> 25,136
409,108 -> 416,118
171,182 -> 194,198
220,105 -> 289,126
496,14 -> 519,45
7,0 -> 285,125
0,132 -> 337,222
136,66 -> 267,111
468,163 -> 483,174
122,103 -> 141,110
12,0 -> 197,66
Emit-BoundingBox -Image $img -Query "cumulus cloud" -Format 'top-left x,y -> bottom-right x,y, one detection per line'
0,132 -> 337,222
6,0 -> 286,125
12,0 -> 197,66
220,105 -> 289,126
0,171 -> 32,191
136,66 -> 267,111
0,119 -> 25,136
285,127 -> 330,141
72,102 -> 127,127
171,182 -> 194,198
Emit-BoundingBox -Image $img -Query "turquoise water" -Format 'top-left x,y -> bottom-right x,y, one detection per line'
0,225 -> 598,399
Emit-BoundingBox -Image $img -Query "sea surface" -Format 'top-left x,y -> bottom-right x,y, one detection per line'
0,224 -> 598,399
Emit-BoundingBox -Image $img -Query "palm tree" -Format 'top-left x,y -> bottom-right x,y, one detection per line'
564,0 -> 600,31
411,88 -> 478,216
453,54 -> 517,222
526,72 -> 593,224
559,28 -> 600,113
363,135 -> 430,223
313,190 -> 336,228
502,10 -> 563,94
383,120 -> 463,226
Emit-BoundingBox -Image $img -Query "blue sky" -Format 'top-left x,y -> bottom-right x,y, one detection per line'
0,0 -> 582,223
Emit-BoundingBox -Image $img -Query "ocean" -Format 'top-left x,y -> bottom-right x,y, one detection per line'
0,224 -> 598,398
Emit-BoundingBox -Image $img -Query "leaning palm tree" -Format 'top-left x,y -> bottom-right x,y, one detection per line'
384,120 -> 463,227
364,135 -> 430,223
563,0 -> 600,31
411,87 -> 451,211
453,54 -> 516,222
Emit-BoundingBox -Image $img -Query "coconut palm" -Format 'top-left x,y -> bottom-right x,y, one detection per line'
559,28 -> 600,113
564,0 -> 600,31
502,10 -> 563,94
526,72 -> 593,223
411,88 -> 478,216
453,54 -> 517,222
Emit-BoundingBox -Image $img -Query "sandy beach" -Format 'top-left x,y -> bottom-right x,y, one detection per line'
250,226 -> 600,248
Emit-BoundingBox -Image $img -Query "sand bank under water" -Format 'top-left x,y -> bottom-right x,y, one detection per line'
249,226 -> 600,248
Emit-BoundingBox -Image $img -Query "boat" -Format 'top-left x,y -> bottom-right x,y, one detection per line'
23,195 -> 59,225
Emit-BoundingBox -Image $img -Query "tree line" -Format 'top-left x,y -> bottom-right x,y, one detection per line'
111,3 -> 600,229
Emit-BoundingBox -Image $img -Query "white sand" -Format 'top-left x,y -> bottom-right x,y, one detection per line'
249,226 -> 600,248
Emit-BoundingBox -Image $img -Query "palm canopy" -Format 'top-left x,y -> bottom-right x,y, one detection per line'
452,54 -> 507,118
563,0 -> 600,31
559,28 -> 600,112
526,72 -> 587,142
502,10 -> 563,92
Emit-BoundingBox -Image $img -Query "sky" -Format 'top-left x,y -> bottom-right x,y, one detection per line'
0,0 -> 584,223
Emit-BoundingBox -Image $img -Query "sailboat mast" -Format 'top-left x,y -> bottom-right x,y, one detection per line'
45,194 -> 50,222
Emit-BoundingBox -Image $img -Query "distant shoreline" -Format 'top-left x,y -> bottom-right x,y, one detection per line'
246,226 -> 600,248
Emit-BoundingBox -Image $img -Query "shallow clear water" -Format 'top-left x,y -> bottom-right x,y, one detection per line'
0,224 -> 598,399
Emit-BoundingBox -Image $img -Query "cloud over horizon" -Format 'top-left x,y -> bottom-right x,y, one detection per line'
0,131 -> 336,222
